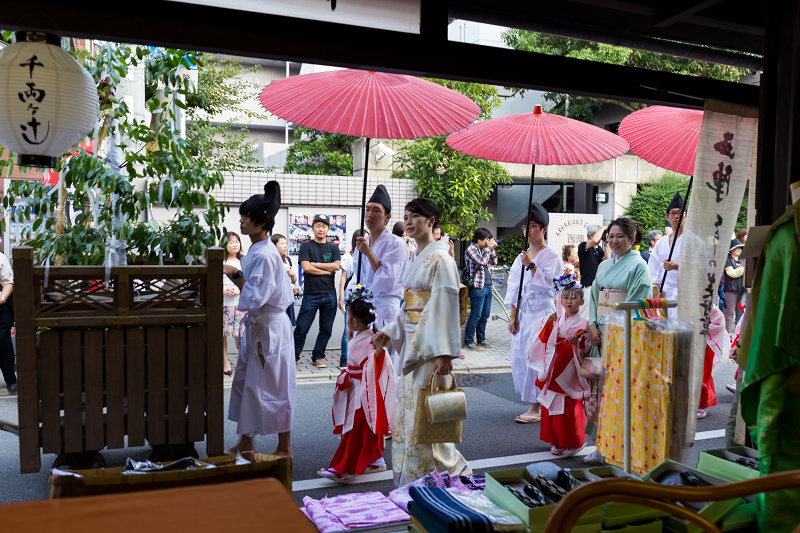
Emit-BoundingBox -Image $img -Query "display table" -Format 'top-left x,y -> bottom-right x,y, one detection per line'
2,478 -> 316,533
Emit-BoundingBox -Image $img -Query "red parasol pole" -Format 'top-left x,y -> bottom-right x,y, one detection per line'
660,177 -> 693,293
357,138 -> 370,285
515,164 -> 536,327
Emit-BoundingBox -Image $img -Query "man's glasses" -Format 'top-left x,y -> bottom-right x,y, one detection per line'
667,209 -> 684,217
521,224 -> 544,231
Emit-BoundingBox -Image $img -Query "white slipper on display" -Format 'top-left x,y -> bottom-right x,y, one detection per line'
582,450 -> 604,465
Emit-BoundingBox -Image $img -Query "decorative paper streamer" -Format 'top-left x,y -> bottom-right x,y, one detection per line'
43,256 -> 50,289
676,98 -> 758,445
86,183 -> 101,228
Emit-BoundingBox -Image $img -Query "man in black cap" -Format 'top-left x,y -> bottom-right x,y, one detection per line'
503,202 -> 563,423
295,214 -> 342,367
647,192 -> 685,317
349,184 -> 408,372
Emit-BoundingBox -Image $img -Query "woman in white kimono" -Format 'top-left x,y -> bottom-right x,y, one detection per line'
223,181 -> 296,457
505,202 -> 563,423
373,198 -> 469,486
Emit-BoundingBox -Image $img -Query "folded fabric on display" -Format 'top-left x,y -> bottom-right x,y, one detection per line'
302,491 -> 409,533
596,313 -> 694,475
388,470 -> 479,512
409,487 -> 493,533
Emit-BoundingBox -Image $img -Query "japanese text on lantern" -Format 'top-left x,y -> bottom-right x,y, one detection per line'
18,55 -> 49,145
706,132 -> 735,203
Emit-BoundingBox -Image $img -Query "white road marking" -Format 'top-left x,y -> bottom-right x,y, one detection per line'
292,429 -> 726,492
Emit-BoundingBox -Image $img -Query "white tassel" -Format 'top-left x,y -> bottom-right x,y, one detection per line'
104,244 -> 112,286
43,256 -> 51,289
86,183 -> 101,228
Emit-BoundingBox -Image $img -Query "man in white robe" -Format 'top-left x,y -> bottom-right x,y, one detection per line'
351,185 -> 408,373
648,192 -> 685,318
224,181 -> 296,457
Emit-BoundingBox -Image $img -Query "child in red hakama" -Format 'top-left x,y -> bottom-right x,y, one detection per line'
318,287 -> 396,483
527,276 -> 591,458
697,305 -> 730,418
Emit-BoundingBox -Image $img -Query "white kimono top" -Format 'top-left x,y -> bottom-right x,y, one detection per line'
332,329 -> 397,436
382,240 -> 461,375
648,233 -> 683,316
350,228 -> 408,329
526,312 -> 591,415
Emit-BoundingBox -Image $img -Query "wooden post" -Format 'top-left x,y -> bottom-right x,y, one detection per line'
13,246 -> 40,473
205,246 -> 224,455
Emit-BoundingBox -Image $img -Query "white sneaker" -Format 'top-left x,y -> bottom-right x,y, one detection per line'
725,383 -> 737,393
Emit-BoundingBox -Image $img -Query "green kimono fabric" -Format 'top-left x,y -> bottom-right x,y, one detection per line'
739,201 -> 800,532
589,250 -> 652,328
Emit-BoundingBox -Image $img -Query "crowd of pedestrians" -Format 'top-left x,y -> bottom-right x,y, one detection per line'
218,181 -> 745,485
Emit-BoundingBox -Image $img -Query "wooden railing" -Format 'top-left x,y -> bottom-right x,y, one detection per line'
13,246 -> 224,473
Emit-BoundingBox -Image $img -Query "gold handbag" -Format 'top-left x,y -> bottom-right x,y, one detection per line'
411,372 -> 466,444
596,289 -> 627,317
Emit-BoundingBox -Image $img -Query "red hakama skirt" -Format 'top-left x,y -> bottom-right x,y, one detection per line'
328,407 -> 383,475
539,338 -> 586,449
698,345 -> 717,410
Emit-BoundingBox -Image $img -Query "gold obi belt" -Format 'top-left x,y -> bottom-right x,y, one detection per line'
404,289 -> 431,325
596,289 -> 627,317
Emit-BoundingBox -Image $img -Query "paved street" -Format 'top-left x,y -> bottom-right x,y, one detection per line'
0,299 -> 738,506
0,369 -> 737,504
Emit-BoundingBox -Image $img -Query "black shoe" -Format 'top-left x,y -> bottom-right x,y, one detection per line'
463,344 -> 483,351
339,357 -> 348,368
6,383 -> 17,392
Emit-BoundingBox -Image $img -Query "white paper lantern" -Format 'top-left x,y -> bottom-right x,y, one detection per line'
0,32 -> 98,168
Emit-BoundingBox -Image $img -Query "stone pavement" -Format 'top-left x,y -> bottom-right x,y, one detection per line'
0,287 -> 514,394
292,291 -> 513,383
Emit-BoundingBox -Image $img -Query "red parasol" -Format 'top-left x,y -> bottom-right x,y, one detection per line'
260,69 -> 480,139
260,69 -> 480,282
618,105 -> 703,176
447,105 -> 630,310
618,105 -> 704,291
447,106 -> 630,165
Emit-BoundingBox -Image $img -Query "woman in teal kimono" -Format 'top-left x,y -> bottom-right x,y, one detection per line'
588,218 -> 653,346
585,217 -> 652,464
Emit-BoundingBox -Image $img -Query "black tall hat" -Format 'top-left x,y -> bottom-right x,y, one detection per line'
368,184 -> 391,213
666,192 -> 684,214
528,202 -> 549,227
263,181 -> 281,218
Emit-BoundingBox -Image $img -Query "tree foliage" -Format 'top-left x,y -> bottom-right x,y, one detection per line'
624,173 -> 690,235
392,80 -> 512,237
501,30 -> 753,123
624,172 -> 748,236
496,232 -> 525,267
185,53 -> 268,174
284,126 -> 357,176
1,43 -> 228,265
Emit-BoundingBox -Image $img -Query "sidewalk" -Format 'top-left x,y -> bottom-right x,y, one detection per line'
293,292 -> 513,383
0,289 -> 514,394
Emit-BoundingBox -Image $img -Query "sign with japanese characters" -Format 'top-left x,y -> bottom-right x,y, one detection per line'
677,99 -> 758,444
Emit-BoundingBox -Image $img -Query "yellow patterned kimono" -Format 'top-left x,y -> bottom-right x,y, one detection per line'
382,240 -> 468,486
596,321 -> 675,475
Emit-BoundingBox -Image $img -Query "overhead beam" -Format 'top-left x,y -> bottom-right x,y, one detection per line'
450,3 -> 763,70
653,0 -> 724,27
0,0 -> 759,108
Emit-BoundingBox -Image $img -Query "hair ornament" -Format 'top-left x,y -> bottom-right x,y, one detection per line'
553,269 -> 581,292
345,284 -> 375,309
